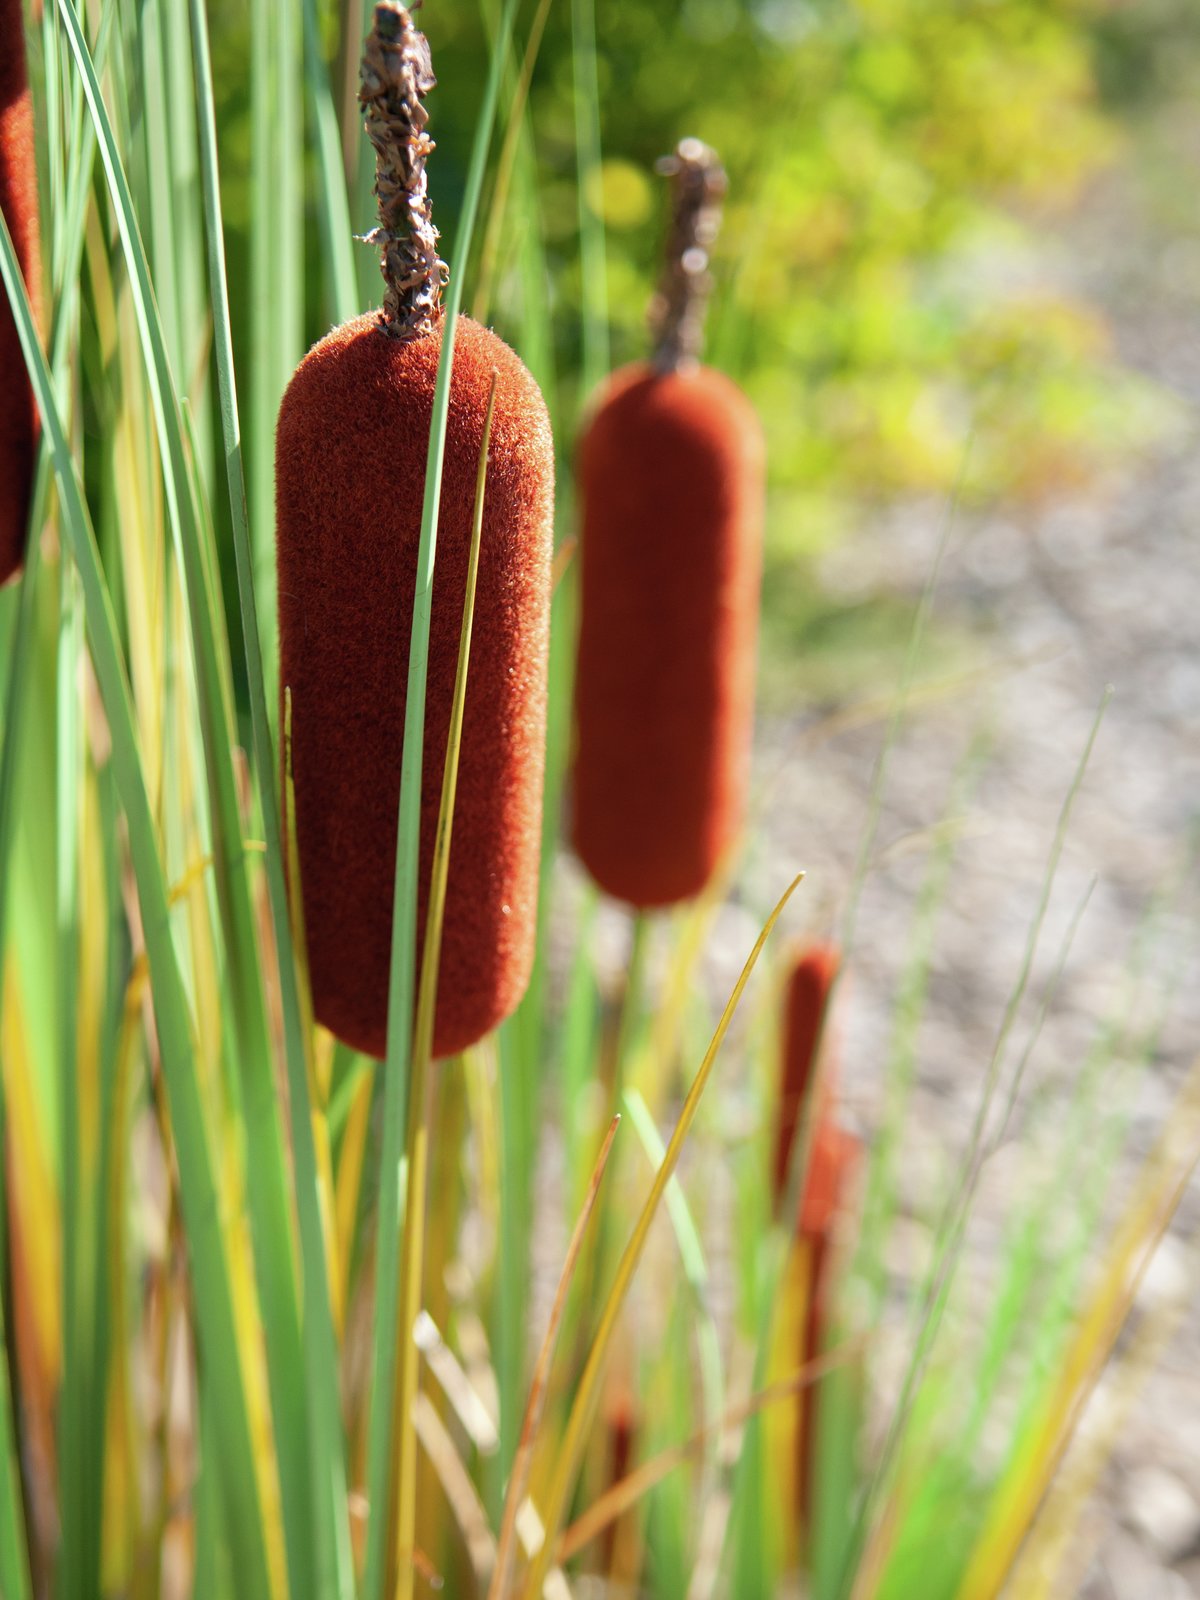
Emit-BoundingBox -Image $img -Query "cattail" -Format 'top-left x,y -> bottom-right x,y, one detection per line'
795,1116 -> 861,1532
601,1385 -> 640,1577
0,0 -> 41,585
768,949 -> 857,1549
276,2 -> 553,1060
571,139 -> 764,907
772,943 -> 841,1209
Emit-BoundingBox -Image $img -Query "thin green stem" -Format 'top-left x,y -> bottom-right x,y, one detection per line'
0,200 -> 276,1600
521,875 -> 804,1600
571,0 -> 609,397
392,374 -> 498,1600
55,4 -> 318,1590
301,0 -> 358,323
186,0 -> 354,1590
837,692 -> 1111,1599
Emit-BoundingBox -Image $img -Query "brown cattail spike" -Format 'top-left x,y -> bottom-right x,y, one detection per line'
648,137 -> 727,374
278,7 -> 554,1060
773,944 -> 841,1210
571,138 -> 762,910
359,0 -> 448,338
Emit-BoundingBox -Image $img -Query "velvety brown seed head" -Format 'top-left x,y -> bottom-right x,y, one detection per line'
772,943 -> 841,1208
570,360 -> 764,907
276,314 -> 554,1059
1,0 -> 41,585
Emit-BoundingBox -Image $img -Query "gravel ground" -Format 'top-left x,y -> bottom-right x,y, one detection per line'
739,106 -> 1200,1598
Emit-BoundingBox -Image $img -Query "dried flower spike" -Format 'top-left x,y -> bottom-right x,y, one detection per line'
1,0 -> 42,584
648,138 -> 727,374
358,0 -> 447,338
571,138 -> 764,907
276,1 -> 554,1059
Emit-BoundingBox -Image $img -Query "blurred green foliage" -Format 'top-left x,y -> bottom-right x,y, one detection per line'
438,0 -> 1170,547
208,0 -> 1175,553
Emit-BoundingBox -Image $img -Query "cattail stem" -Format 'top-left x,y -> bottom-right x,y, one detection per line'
649,137 -> 726,374
359,0 -> 447,338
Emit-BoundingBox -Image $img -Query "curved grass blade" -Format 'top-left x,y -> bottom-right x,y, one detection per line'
717,475 -> 963,1594
520,873 -> 805,1600
0,203 -> 277,1600
413,1390 -> 497,1586
53,6 -> 317,1592
953,1059 -> 1200,1600
854,735 -> 991,1312
623,1087 -> 724,1475
0,21 -> 111,1587
489,1114 -> 621,1600
187,0 -> 355,1589
841,694 -> 1110,1599
1003,1263 -> 1188,1600
559,1341 -> 866,1566
0,0 -> 107,1061
363,3 -> 526,1593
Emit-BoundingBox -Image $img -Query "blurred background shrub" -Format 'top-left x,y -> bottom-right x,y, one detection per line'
204,0 -> 1196,680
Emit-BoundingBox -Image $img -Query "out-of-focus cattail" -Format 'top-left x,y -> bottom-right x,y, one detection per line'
276,2 -> 554,1060
795,1117 -> 861,1534
571,138 -> 764,907
1,0 -> 41,585
768,948 -> 858,1557
772,943 -> 841,1209
601,1385 -> 640,1579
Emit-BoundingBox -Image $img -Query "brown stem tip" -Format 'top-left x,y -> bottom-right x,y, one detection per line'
649,137 -> 727,374
359,0 -> 448,339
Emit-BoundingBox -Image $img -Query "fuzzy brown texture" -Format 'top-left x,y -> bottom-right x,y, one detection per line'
276,313 -> 554,1059
772,943 -> 841,1208
1,0 -> 41,586
571,362 -> 764,907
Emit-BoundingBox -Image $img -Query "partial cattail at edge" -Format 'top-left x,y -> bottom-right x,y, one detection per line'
1,0 -> 42,584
